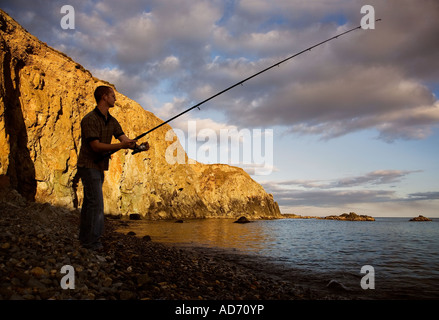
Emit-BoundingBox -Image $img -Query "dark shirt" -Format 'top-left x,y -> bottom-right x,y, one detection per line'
77,107 -> 124,171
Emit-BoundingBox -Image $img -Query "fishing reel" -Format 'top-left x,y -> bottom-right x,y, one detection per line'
132,141 -> 150,155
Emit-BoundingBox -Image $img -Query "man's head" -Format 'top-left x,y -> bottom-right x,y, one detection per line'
94,86 -> 116,108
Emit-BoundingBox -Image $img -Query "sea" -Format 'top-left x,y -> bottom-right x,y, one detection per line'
118,217 -> 439,299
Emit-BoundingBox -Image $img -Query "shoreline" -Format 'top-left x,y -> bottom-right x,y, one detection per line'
0,197 -> 361,300
2,194 -> 436,300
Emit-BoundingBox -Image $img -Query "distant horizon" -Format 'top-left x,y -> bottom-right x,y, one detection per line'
280,212 -> 436,219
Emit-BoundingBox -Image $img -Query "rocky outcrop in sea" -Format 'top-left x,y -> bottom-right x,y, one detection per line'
409,215 -> 432,221
323,212 -> 375,221
282,212 -> 375,221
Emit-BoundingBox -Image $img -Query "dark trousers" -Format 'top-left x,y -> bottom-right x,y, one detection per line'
77,167 -> 105,248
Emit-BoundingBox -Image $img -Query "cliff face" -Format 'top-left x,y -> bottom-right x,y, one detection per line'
0,10 -> 281,219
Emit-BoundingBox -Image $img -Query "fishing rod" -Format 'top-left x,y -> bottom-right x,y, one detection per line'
99,19 -> 381,161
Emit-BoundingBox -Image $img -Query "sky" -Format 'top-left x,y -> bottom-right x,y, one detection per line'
1,0 -> 438,217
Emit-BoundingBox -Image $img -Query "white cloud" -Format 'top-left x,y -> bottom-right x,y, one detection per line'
270,170 -> 421,190
239,163 -> 279,176
7,0 -> 438,143
89,66 -> 147,100
260,169 -> 438,210
112,11 -> 168,66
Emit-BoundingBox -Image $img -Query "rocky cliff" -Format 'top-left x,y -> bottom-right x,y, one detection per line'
0,9 -> 281,219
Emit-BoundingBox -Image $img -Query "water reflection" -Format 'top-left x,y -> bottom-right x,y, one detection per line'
116,218 -> 439,298
116,219 -> 275,252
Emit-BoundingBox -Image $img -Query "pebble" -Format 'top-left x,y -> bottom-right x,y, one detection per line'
30,267 -> 46,278
136,274 -> 151,287
1,242 -> 10,249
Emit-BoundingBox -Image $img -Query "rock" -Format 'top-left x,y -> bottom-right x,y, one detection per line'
175,219 -> 184,223
102,277 -> 113,287
142,235 -> 152,241
324,212 -> 375,221
86,292 -> 96,300
27,278 -> 46,290
0,8 -> 282,221
327,280 -> 349,292
234,216 -> 251,224
136,274 -> 151,287
1,242 -> 10,249
106,214 -> 122,220
409,215 -> 432,221
281,213 -> 319,219
96,255 -> 107,262
129,214 -> 141,220
127,231 -> 136,236
15,271 -> 30,283
120,290 -> 135,300
30,267 -> 47,278
0,288 -> 12,300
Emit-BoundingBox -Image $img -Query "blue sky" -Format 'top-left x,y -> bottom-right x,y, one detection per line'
1,0 -> 438,217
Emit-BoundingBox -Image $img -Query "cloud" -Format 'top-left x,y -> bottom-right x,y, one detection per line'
186,0 -> 439,142
206,38 -> 439,141
90,66 -> 146,99
270,170 -> 420,189
3,0 -> 439,143
261,170 -> 437,208
406,192 -> 439,201
263,184 -> 439,208
333,170 -> 422,188
274,189 -> 397,207
239,66 -> 438,140
233,163 -> 278,177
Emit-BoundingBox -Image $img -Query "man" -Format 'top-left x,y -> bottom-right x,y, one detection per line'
77,85 -> 137,250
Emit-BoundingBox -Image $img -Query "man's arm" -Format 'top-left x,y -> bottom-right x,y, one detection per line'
117,134 -> 138,150
89,136 -> 137,153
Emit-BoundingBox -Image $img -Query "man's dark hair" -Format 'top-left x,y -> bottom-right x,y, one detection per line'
94,86 -> 113,104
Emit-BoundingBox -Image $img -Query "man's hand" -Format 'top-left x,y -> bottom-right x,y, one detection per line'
90,139 -> 136,153
132,142 -> 150,155
120,139 -> 137,150
118,134 -> 137,150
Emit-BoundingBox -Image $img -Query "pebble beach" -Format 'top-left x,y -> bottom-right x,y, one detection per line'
0,189 -> 353,301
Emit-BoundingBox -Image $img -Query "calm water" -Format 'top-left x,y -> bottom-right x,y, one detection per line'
118,217 -> 439,299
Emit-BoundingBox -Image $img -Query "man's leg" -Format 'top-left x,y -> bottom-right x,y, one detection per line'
78,167 -> 105,249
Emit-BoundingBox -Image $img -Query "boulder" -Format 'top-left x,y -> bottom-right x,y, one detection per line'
409,215 -> 432,221
327,280 -> 349,292
325,212 -> 375,221
129,213 -> 142,220
234,216 -> 251,224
